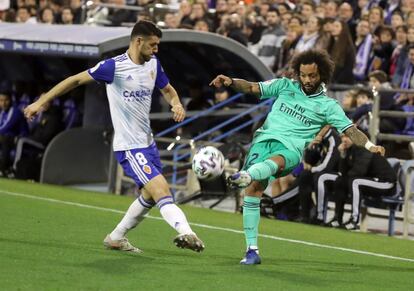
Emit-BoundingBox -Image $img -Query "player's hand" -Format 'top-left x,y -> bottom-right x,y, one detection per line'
209,75 -> 232,88
171,104 -> 186,122
24,101 -> 43,121
369,145 -> 385,156
303,163 -> 312,171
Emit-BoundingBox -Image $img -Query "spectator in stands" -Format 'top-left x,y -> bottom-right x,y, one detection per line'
212,0 -> 227,32
393,25 -> 414,86
368,6 -> 384,34
60,6 -> 74,25
163,12 -> 179,29
86,0 -> 109,26
299,0 -> 315,22
223,13 -> 248,46
256,8 -> 285,71
16,5 -> 36,23
341,89 -> 358,113
384,0 -> 402,24
12,99 -> 63,178
107,0 -> 137,27
353,19 -> 373,81
328,20 -> 356,84
338,2 -> 357,40
406,11 -> 414,27
330,135 -> 396,230
280,11 -> 292,31
372,25 -> 395,73
295,16 -> 327,52
274,22 -> 302,76
194,19 -> 210,32
288,14 -> 303,27
70,0 -> 83,24
390,10 -> 405,30
39,6 -> 55,24
350,89 -> 373,132
368,70 -> 406,132
50,0 -> 63,24
0,91 -> 27,177
395,44 -> 414,105
177,0 -> 192,27
324,0 -> 339,19
390,25 -> 408,80
181,2 -> 211,30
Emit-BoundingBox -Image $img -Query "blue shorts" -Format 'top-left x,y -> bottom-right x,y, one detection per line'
115,143 -> 163,188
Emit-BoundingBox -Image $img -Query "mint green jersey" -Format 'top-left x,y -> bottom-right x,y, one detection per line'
255,77 -> 352,158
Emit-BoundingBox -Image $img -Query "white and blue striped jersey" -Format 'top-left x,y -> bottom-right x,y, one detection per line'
88,52 -> 169,151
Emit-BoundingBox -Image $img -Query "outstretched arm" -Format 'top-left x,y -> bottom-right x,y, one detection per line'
160,83 -> 186,122
209,74 -> 261,96
24,71 -> 93,120
344,125 -> 385,156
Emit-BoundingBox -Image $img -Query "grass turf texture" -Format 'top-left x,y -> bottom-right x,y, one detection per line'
0,178 -> 413,290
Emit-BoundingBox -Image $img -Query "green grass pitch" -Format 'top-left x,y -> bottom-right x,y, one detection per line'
0,178 -> 413,290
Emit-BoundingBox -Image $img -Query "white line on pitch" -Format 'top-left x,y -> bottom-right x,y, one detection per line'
1,189 -> 413,263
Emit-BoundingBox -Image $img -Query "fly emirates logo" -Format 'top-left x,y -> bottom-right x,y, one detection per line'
279,103 -> 312,127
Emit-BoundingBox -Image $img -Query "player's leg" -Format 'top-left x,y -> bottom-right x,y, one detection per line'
142,174 -> 204,252
104,150 -> 157,253
231,141 -> 299,264
240,180 -> 267,265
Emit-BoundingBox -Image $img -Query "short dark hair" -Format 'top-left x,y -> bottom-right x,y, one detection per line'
291,49 -> 335,84
408,44 -> 414,52
131,20 -> 162,40
368,70 -> 388,83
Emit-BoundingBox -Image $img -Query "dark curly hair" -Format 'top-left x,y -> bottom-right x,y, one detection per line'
291,49 -> 335,84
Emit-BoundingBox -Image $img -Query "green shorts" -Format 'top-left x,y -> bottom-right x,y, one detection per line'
242,139 -> 300,188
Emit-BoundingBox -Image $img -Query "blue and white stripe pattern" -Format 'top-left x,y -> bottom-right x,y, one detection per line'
138,195 -> 155,209
125,150 -> 150,184
115,143 -> 163,188
156,196 -> 174,209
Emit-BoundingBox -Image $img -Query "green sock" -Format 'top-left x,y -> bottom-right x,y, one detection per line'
247,159 -> 279,181
243,196 -> 261,249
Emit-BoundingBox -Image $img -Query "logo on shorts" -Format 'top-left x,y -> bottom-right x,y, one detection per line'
143,165 -> 152,174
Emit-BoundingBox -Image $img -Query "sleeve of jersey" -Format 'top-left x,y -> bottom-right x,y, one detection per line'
258,78 -> 287,100
325,100 -> 353,133
87,59 -> 115,84
155,58 -> 169,89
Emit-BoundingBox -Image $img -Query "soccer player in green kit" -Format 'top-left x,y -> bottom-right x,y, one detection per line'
209,50 -> 385,265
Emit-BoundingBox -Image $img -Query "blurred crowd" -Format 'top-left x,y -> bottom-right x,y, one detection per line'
1,0 -> 414,87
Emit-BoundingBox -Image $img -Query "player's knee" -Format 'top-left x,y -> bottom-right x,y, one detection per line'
245,181 -> 264,197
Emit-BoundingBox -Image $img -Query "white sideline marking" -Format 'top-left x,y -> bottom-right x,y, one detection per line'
1,190 -> 414,263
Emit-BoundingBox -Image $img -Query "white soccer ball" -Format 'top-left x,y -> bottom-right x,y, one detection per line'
192,146 -> 225,180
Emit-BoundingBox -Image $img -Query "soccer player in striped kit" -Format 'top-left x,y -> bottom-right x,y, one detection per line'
24,21 -> 204,254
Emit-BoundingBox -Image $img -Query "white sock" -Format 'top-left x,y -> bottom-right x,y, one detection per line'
110,196 -> 154,240
157,196 -> 194,235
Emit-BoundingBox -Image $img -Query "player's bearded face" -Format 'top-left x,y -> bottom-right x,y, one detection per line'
140,36 -> 160,62
299,63 -> 322,95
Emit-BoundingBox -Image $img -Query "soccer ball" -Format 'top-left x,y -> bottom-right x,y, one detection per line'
192,146 -> 225,180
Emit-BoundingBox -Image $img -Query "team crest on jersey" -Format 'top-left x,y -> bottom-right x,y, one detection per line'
314,105 -> 321,113
143,165 -> 152,174
150,70 -> 155,80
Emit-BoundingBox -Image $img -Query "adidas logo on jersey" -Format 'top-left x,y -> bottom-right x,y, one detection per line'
126,75 -> 134,81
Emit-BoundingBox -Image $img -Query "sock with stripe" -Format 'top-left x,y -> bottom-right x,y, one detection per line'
243,196 -> 261,250
157,196 -> 194,235
110,195 -> 155,240
247,159 -> 279,181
